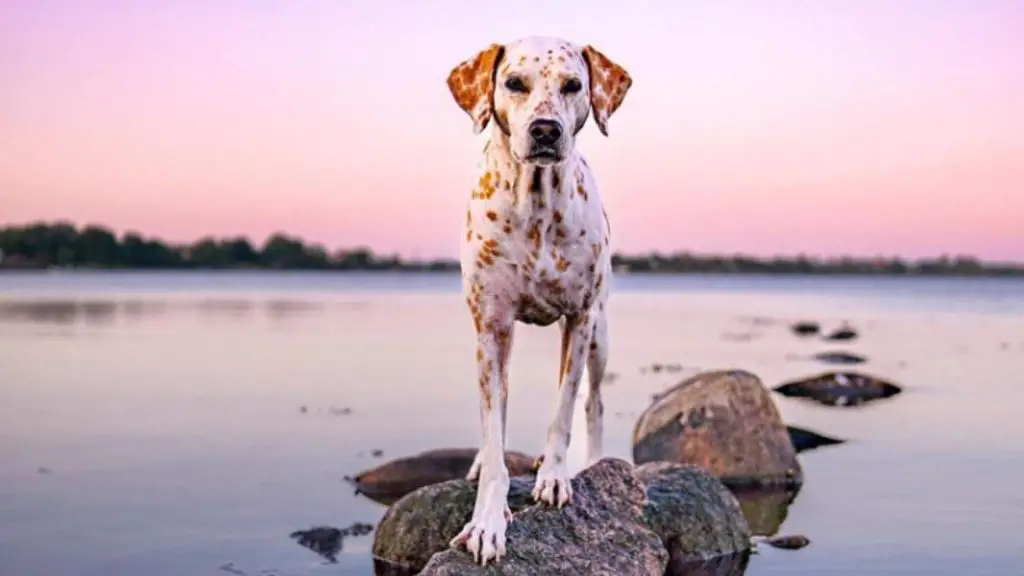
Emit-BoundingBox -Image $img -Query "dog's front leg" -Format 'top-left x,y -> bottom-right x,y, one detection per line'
450,314 -> 513,566
533,311 -> 596,507
466,326 -> 513,482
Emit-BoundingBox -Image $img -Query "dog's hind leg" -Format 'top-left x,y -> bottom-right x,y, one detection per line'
533,311 -> 595,507
584,310 -> 608,468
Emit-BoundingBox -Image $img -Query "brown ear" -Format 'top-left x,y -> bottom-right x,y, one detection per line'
582,45 -> 632,136
446,44 -> 505,134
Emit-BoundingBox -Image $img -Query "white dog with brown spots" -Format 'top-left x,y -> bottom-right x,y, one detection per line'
445,36 -> 632,566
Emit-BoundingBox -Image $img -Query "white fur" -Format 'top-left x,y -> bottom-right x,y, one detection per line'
447,36 -> 629,566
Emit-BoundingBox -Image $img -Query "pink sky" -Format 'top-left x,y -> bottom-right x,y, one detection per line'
1,0 -> 1022,261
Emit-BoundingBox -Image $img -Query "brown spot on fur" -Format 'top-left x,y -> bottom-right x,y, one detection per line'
577,181 -> 589,202
552,211 -> 563,223
486,210 -> 498,221
473,171 -> 499,200
530,168 -> 543,194
503,224 -> 513,234
556,257 -> 570,272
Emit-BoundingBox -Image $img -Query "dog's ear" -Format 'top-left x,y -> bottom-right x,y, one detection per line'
582,45 -> 632,137
447,44 -> 505,134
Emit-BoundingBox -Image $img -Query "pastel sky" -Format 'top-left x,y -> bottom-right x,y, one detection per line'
1,0 -> 1022,261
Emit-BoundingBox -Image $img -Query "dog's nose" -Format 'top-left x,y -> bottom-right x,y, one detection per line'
529,119 -> 562,146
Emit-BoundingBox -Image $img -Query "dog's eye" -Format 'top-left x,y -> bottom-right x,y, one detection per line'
504,76 -> 528,93
562,78 -> 583,94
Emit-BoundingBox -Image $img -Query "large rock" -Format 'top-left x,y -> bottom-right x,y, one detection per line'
372,458 -> 753,575
418,459 -> 666,575
347,448 -> 537,506
632,370 -> 802,489
634,462 -> 751,572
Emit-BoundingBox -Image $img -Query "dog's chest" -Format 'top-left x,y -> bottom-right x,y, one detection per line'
506,197 -> 607,324
462,156 -> 610,323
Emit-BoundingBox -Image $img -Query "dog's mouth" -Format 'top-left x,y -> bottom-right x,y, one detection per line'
525,148 -> 562,163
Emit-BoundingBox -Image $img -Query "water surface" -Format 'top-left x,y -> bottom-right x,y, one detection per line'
1,272 -> 1022,575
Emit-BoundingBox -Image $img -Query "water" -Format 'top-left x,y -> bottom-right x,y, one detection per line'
1,271 -> 1022,575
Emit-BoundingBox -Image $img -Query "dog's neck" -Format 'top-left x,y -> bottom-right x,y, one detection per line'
485,128 -> 577,214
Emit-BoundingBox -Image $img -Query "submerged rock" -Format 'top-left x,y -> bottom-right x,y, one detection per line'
786,425 -> 846,453
812,351 -> 867,365
773,372 -> 902,407
345,448 -> 537,506
790,321 -> 820,337
822,324 -> 858,342
289,522 -> 374,563
632,370 -> 802,489
373,459 -> 753,576
757,534 -> 811,550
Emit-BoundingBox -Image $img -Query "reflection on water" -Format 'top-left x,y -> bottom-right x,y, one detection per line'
0,298 -> 348,325
732,487 -> 801,537
2,273 -> 1024,576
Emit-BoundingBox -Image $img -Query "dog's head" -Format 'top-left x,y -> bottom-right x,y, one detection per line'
447,36 -> 632,166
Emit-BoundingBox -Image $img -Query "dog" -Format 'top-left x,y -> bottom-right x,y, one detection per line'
444,36 -> 632,565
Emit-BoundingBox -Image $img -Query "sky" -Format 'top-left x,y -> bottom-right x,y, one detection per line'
1,0 -> 1022,261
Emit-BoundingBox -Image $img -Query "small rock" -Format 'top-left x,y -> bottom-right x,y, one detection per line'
218,562 -> 247,575
632,370 -> 802,489
759,534 -> 811,550
329,406 -> 353,416
289,521 -> 376,563
289,526 -> 342,562
370,449 -> 384,458
822,324 -> 858,341
791,321 -> 820,337
786,425 -> 846,453
298,406 -> 308,414
37,467 -> 52,474
773,372 -> 902,407
603,371 -> 619,385
346,448 -> 537,506
812,351 -> 867,365
641,363 -> 685,375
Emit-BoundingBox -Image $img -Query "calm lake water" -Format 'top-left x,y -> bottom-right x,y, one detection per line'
1,271 -> 1023,576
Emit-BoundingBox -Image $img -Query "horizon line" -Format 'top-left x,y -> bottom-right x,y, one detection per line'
3,219 -> 1023,266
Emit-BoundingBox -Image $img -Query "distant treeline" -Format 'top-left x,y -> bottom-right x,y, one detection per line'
1,221 -> 1021,276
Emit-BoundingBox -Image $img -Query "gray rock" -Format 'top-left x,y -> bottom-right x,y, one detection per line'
635,462 -> 752,571
416,459 -> 667,575
373,458 -> 756,575
371,475 -> 538,574
632,370 -> 802,489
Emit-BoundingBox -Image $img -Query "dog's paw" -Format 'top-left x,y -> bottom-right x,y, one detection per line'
532,457 -> 573,508
449,497 -> 511,566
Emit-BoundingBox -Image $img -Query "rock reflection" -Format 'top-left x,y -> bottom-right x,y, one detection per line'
730,485 -> 801,537
0,297 -> 336,326
669,552 -> 751,576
